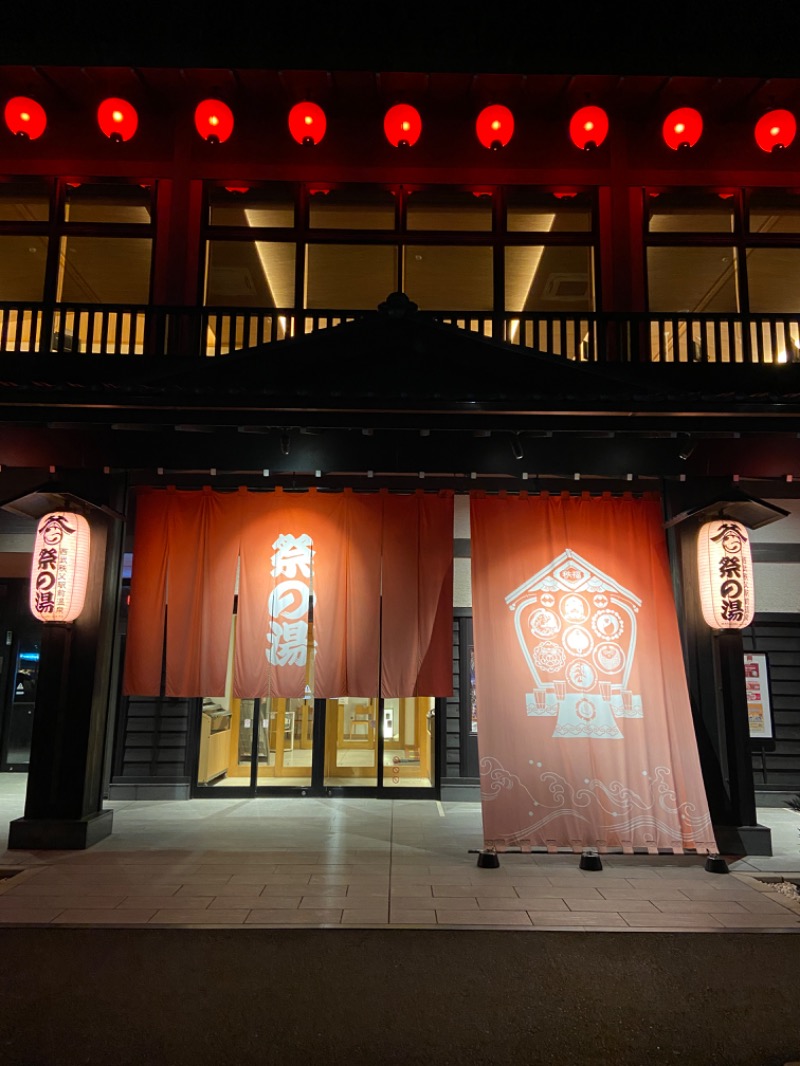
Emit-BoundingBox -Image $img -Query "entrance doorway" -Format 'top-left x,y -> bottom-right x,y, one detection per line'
193,695 -> 437,797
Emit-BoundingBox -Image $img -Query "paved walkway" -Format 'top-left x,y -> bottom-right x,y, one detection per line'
2,775 -> 799,931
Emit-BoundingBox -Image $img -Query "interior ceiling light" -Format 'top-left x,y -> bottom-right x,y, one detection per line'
97,97 -> 138,143
755,109 -> 796,153
288,101 -> 326,145
569,105 -> 609,150
384,103 -> 422,148
195,99 -> 234,144
662,107 -> 703,150
475,104 -> 514,150
4,96 -> 46,140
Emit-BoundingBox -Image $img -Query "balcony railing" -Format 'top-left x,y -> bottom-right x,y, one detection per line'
1,302 -> 799,365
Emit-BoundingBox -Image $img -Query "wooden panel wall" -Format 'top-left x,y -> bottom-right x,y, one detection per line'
744,613 -> 800,798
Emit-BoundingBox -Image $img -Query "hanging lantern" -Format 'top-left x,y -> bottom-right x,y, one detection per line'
384,104 -> 421,147
97,98 -> 138,142
662,107 -> 703,150
4,96 -> 47,140
569,105 -> 609,150
475,104 -> 514,150
29,512 -> 91,624
194,99 -> 234,144
288,101 -> 326,145
696,519 -> 755,630
755,109 -> 796,153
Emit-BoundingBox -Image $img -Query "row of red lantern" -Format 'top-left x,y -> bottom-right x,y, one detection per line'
3,96 -> 798,154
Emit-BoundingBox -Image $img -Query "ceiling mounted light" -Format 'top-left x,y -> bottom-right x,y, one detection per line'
4,96 -> 47,140
475,104 -> 514,150
569,105 -> 609,150
662,107 -> 703,150
97,98 -> 138,143
195,99 -> 234,144
755,109 -> 796,153
288,101 -> 326,145
384,103 -> 422,148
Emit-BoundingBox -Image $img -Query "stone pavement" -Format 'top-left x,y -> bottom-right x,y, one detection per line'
1,774 -> 799,931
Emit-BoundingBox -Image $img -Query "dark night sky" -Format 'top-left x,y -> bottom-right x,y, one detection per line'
2,1 -> 800,76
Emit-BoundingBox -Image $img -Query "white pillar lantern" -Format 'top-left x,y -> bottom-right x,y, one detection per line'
696,519 -> 755,630
29,512 -> 91,623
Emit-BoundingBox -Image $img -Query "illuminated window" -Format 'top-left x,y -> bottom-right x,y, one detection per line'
406,188 -> 492,232
208,184 -> 294,228
205,240 -> 296,307
305,245 -> 397,309
506,189 -> 593,233
309,186 -> 395,230
0,235 -> 48,299
58,237 -> 153,303
64,183 -> 152,224
506,245 -> 594,312
404,245 -> 493,310
647,247 -> 739,312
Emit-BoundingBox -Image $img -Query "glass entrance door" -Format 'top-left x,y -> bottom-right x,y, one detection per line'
196,690 -> 437,797
323,696 -> 436,791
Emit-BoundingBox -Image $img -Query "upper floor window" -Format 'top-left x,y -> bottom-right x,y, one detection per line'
645,188 -> 800,315
202,182 -> 597,317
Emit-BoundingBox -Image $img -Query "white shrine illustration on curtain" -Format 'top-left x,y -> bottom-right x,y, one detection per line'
505,550 -> 643,739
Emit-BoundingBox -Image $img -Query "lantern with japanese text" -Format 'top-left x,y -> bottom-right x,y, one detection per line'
29,512 -> 91,624
697,519 -> 755,630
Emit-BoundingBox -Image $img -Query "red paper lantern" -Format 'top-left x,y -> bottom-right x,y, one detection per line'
194,99 -> 234,144
569,105 -> 609,150
4,96 -> 46,140
755,109 -> 796,153
97,98 -> 138,142
288,101 -> 326,145
662,107 -> 703,150
384,104 -> 421,147
475,104 -> 514,150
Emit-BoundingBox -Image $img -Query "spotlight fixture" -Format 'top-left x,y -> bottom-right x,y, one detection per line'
510,435 -> 524,460
677,437 -> 695,461
280,433 -> 291,456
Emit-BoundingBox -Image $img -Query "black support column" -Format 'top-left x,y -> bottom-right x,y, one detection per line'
8,493 -> 124,850
665,482 -> 771,856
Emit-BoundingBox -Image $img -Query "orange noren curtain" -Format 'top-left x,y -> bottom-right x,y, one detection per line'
124,487 -> 453,701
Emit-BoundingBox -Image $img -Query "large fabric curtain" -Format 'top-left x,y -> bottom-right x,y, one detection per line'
123,487 -> 453,699
470,491 -> 715,853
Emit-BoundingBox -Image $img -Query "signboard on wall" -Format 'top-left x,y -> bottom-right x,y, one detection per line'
744,652 -> 773,739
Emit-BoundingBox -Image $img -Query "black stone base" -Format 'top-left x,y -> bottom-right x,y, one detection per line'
8,810 -> 113,851
713,823 -> 773,857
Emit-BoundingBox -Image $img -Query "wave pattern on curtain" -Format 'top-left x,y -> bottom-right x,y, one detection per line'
123,487 -> 453,700
470,490 -> 716,854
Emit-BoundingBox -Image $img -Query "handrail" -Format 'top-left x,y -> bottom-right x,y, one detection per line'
0,302 -> 799,365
